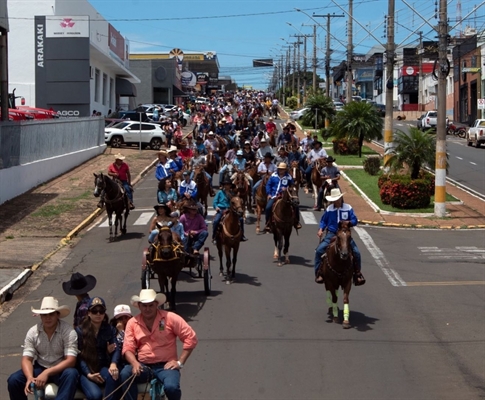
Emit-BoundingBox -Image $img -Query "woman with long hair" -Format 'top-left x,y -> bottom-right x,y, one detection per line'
76,297 -> 120,400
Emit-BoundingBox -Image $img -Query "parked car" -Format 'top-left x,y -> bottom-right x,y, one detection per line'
466,119 -> 485,148
289,107 -> 309,120
105,121 -> 166,149
417,113 -> 426,129
333,101 -> 344,112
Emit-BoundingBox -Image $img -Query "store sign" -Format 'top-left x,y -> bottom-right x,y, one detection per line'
197,73 -> 209,84
46,16 -> 89,38
478,99 -> 485,110
181,71 -> 197,87
462,67 -> 481,73
109,24 -> 125,61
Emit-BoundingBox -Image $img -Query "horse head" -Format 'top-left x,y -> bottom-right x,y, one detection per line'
335,221 -> 352,260
230,196 -> 244,217
283,185 -> 299,206
157,225 -> 176,259
93,173 -> 105,197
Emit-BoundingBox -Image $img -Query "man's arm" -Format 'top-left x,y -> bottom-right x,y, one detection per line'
21,356 -> 35,395
33,356 -> 77,389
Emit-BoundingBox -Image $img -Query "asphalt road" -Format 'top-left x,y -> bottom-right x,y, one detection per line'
0,167 -> 484,399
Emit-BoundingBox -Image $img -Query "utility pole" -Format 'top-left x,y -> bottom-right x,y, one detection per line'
280,55 -> 284,105
303,35 -> 307,102
384,0 -> 395,166
0,28 -> 8,122
346,0 -> 354,103
291,35 -> 305,106
314,13 -> 345,97
434,0 -> 448,217
313,25 -> 317,94
418,31 -> 423,112
292,42 -> 297,97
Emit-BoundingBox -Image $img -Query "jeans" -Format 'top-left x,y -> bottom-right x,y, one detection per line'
8,363 -> 79,400
265,198 -> 300,225
190,171 -> 213,188
79,367 -> 120,400
304,164 -> 313,185
212,210 -> 244,239
314,231 -> 362,275
149,229 -> 159,244
185,230 -> 209,252
121,180 -> 133,203
120,363 -> 181,400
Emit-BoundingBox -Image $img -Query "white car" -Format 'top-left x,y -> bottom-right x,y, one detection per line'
289,107 -> 309,120
333,101 -> 344,112
105,121 -> 167,149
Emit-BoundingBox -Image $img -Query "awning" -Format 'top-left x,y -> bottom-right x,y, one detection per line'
173,86 -> 188,97
116,78 -> 137,97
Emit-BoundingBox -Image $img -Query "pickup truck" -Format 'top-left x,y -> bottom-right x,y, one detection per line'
420,111 -> 448,131
466,119 -> 485,148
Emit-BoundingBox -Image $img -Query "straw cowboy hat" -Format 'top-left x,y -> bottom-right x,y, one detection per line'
277,162 -> 288,169
131,289 -> 166,308
325,188 -> 344,202
62,272 -> 97,295
31,297 -> 70,318
158,150 -> 168,157
168,145 -> 178,153
114,153 -> 125,160
113,304 -> 132,319
183,203 -> 199,210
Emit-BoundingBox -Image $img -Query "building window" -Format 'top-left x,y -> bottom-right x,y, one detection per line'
102,73 -> 108,105
94,68 -> 100,102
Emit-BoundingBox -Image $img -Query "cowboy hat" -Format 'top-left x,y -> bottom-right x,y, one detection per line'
183,203 -> 199,210
208,131 -> 215,136
131,289 -> 166,308
180,140 -> 188,146
325,188 -> 344,202
260,137 -> 267,143
62,272 -> 97,295
31,297 -> 70,318
114,153 -> 125,160
236,150 -> 243,156
326,156 -> 336,163
168,145 -> 178,153
113,304 -> 132,319
154,203 -> 171,214
269,117 -> 273,120
158,150 -> 168,157
277,162 -> 288,169
264,152 -> 274,159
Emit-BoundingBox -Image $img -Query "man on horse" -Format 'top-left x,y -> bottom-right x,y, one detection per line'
274,146 -> 289,166
252,152 -> 276,202
177,140 -> 193,162
212,178 -> 248,244
179,171 -> 198,200
107,153 -> 135,209
204,131 -> 221,168
314,156 -> 340,211
155,150 -> 178,181
265,117 -> 276,135
304,141 -> 327,187
195,136 -> 208,155
232,150 -> 253,192
314,188 -> 365,285
264,163 -> 302,232
190,148 -> 215,197
256,138 -> 274,160
168,146 -> 183,172
277,125 -> 292,147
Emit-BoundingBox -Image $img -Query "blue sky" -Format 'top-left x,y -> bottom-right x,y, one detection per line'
91,0 -> 484,90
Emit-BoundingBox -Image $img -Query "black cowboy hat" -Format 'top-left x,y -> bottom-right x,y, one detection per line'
326,156 -> 336,163
264,152 -> 274,159
154,203 -> 171,214
62,272 -> 97,296
183,203 -> 199,210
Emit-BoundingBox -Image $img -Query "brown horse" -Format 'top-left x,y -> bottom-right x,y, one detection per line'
271,186 -> 299,266
310,158 -> 327,205
318,221 -> 354,329
193,166 -> 209,217
268,130 -> 277,148
93,173 -> 129,242
214,135 -> 227,164
205,151 -> 217,177
148,225 -> 186,310
289,161 -> 303,193
255,174 -> 270,233
233,170 -> 251,218
215,196 -> 244,283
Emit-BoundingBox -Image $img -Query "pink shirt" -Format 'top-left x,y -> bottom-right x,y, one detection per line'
179,213 -> 207,235
123,309 -> 198,364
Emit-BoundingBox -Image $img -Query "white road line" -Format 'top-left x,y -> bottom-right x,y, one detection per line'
354,227 -> 407,287
133,212 -> 154,226
300,211 -> 318,224
99,219 -> 109,228
456,156 -> 463,160
207,210 -> 216,217
470,162 -> 477,165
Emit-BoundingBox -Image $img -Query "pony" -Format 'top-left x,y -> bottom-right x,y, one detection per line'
215,196 -> 244,284
93,173 -> 129,242
193,166 -> 210,217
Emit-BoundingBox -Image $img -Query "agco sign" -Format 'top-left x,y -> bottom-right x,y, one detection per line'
57,110 -> 80,117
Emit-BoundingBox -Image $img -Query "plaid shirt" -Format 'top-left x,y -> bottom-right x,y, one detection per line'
23,320 -> 78,368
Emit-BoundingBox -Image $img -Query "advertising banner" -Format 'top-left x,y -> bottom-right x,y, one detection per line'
197,72 -> 209,85
109,24 -> 125,62
181,71 -> 197,87
46,15 -> 89,38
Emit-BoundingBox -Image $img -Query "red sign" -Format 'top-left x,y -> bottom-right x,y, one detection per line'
109,24 -> 125,61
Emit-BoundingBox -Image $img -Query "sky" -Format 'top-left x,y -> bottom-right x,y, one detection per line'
90,0 -> 485,90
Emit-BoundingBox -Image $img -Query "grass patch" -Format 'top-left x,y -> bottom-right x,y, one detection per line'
344,169 -> 458,213
327,146 -> 379,166
5,235 -> 14,239
32,203 -> 75,218
64,190 -> 92,202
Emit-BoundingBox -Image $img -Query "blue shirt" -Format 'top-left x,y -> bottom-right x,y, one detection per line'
158,188 -> 178,204
213,189 -> 231,210
179,180 -> 198,198
233,157 -> 247,171
319,203 -> 358,233
155,160 -> 178,180
171,156 -> 183,172
266,172 -> 294,198
195,143 -> 207,155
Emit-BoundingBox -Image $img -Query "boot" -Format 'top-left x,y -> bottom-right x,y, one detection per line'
353,271 -> 366,286
129,202 -> 135,210
241,235 -> 248,242
294,220 -> 302,230
210,188 -> 216,197
315,275 -> 324,284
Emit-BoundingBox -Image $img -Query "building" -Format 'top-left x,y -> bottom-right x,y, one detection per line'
7,0 -> 139,117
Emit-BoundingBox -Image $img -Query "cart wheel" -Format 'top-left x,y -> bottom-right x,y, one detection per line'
203,247 -> 211,295
197,255 -> 203,278
141,267 -> 151,289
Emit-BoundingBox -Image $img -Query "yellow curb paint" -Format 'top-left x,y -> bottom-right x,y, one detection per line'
406,281 -> 485,287
31,245 -> 64,272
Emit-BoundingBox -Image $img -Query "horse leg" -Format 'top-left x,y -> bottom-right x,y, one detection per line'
312,183 -> 318,204
225,246 -> 232,284
273,232 -> 279,259
283,232 -> 290,265
170,278 -> 177,311
231,245 -> 239,280
217,243 -> 224,277
108,212 -> 114,242
342,282 -> 352,329
256,205 -> 260,233
331,289 -> 339,323
122,209 -> 129,234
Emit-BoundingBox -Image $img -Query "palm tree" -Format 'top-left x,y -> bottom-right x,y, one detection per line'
301,94 -> 335,129
328,101 -> 383,157
384,127 -> 436,179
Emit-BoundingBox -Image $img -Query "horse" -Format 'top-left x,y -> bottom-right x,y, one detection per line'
310,158 -> 327,205
214,134 -> 228,164
193,166 -> 210,217
271,104 -> 279,118
93,173 -> 129,242
268,130 -> 277,148
255,174 -> 270,233
317,221 -> 354,329
289,161 -> 303,193
270,185 -> 299,266
205,151 -> 218,177
233,170 -> 251,217
148,225 -> 186,310
215,196 -> 244,284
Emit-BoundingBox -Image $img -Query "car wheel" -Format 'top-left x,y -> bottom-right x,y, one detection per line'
150,138 -> 163,150
467,134 -> 472,146
110,136 -> 123,148
474,137 -> 480,148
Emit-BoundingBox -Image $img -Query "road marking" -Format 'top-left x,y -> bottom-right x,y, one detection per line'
301,211 -> 318,224
470,161 -> 477,165
456,156 -> 463,160
354,227 -> 407,287
133,212 -> 154,226
406,281 -> 485,287
418,246 -> 485,260
207,209 -> 216,217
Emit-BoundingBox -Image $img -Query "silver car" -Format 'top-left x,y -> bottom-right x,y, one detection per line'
289,107 -> 309,120
105,121 -> 167,149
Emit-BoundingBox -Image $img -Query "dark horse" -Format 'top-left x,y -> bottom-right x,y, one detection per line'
318,221 -> 354,329
233,170 -> 251,219
271,186 -> 299,266
149,225 -> 186,310
255,173 -> 270,233
93,173 -> 129,242
193,166 -> 210,217
215,196 -> 244,284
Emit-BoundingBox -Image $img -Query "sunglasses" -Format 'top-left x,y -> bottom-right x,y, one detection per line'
89,308 -> 106,315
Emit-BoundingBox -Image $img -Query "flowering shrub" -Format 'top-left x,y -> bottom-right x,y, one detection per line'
332,138 -> 359,155
379,174 -> 431,209
363,156 -> 381,175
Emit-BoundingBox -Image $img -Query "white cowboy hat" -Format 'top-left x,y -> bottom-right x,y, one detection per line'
131,289 -> 166,308
208,131 -> 215,136
113,304 -> 132,319
277,162 -> 287,169
260,137 -> 267,143
325,188 -> 344,202
31,297 -> 70,318
114,153 -> 125,160
236,150 -> 243,155
168,145 -> 178,153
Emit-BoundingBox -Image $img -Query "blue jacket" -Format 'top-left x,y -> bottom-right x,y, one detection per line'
213,189 -> 231,210
171,157 -> 183,172
179,180 -> 198,198
319,203 -> 358,233
266,172 -> 294,199
155,160 -> 178,180
158,188 -> 178,204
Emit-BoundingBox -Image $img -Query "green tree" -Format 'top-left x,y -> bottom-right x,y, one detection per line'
301,94 -> 335,129
384,127 -> 437,179
328,101 -> 383,157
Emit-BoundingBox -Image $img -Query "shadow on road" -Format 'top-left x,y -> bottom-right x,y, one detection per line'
111,232 -> 145,242
175,289 -> 223,322
325,309 -> 379,332
232,272 -> 261,287
287,255 -> 313,268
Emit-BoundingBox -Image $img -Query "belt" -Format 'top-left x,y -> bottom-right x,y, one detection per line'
144,362 -> 167,368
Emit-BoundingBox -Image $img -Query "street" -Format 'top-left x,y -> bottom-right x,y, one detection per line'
1,169 -> 484,399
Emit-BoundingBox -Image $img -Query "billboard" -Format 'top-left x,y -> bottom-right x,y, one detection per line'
46,16 -> 89,38
109,24 -> 125,62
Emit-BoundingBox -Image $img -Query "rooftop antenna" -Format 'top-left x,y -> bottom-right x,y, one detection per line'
456,0 -> 462,37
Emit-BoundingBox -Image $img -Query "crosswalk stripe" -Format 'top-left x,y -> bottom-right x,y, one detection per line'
133,212 -> 154,226
300,211 -> 318,225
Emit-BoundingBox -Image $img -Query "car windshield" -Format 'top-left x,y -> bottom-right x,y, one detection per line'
111,122 -> 131,129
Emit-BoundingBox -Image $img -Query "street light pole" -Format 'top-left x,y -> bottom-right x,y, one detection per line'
384,0 -> 395,166
346,0 -> 354,103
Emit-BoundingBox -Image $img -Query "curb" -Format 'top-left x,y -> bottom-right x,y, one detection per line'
0,157 -> 159,305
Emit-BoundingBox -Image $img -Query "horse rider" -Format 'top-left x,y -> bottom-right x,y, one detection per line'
231,150 -> 253,192
252,152 -> 276,203
179,171 -> 198,200
179,204 -> 209,254
315,156 -> 340,211
177,140 -> 193,162
204,131 -> 221,168
314,188 -> 365,286
277,125 -> 292,147
190,148 -> 215,197
168,145 -> 183,172
242,141 -> 256,165
212,178 -> 248,244
148,203 -> 172,244
265,117 -> 277,135
107,153 -> 135,209
274,146 -> 289,166
304,140 -> 328,187
251,131 -> 265,152
155,150 -> 178,181
287,144 -> 302,165
256,137 -> 274,160
264,163 -> 302,232
195,136 -> 208,155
